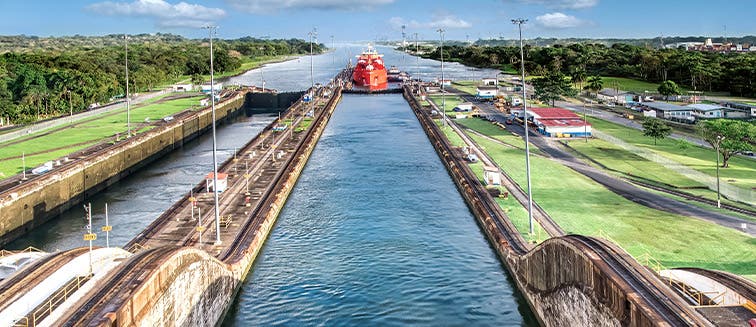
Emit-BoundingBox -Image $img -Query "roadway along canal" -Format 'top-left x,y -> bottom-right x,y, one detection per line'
222,94 -> 537,326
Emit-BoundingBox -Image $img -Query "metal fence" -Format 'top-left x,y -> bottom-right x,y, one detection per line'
592,130 -> 754,205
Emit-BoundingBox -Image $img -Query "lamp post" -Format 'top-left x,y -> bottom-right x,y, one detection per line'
124,35 -> 131,138
258,46 -> 266,92
67,90 -> 73,123
414,32 -> 419,84
513,18 -> 535,236
584,100 -> 588,143
437,28 -> 446,127
714,135 -> 725,208
309,28 -> 317,118
203,25 -> 222,245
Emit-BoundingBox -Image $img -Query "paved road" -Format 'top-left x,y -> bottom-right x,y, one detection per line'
447,87 -> 754,236
0,90 -> 169,144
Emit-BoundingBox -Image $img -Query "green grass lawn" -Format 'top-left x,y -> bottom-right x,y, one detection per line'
437,121 -> 548,243
428,95 -> 464,115
588,117 -> 756,191
468,133 -> 754,278
0,95 -> 205,179
597,77 -> 689,94
451,80 -> 478,95
564,138 -> 704,188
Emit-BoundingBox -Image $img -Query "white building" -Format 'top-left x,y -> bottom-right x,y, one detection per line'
172,83 -> 193,92
483,166 -> 501,186
687,104 -> 724,119
481,77 -> 498,86
511,107 -> 591,137
476,86 -> 498,99
201,83 -> 223,93
597,88 -> 633,105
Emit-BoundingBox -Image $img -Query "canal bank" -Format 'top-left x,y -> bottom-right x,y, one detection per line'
0,91 -> 250,247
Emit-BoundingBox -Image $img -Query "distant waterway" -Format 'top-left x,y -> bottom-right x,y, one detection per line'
222,94 -> 537,326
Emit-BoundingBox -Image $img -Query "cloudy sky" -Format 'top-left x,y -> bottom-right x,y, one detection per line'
1,0 -> 753,41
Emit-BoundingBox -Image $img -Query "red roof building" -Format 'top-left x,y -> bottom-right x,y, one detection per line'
512,107 -> 591,138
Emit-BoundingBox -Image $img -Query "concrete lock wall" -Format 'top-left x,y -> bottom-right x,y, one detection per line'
0,93 -> 248,247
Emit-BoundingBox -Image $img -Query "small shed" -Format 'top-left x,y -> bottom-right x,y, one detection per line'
481,77 -> 498,86
172,83 -> 193,92
483,166 -> 501,186
453,102 -> 474,112
205,172 -> 228,193
476,86 -> 498,99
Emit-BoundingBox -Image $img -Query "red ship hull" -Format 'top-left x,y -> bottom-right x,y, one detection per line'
352,45 -> 388,90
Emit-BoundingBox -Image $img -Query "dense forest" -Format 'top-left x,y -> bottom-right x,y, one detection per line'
473,35 -> 756,48
419,43 -> 756,97
0,35 -> 324,124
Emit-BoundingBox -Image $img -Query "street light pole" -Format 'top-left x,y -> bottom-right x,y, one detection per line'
309,28 -> 317,118
513,18 -> 535,236
715,135 -> 724,208
437,28 -> 446,127
414,32 -> 419,84
124,35 -> 131,138
67,90 -> 73,123
203,25 -> 222,245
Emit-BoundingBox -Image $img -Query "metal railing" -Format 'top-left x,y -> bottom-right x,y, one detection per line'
0,246 -> 44,258
13,274 -> 93,327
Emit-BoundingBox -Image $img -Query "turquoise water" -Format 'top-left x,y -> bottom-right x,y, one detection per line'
222,94 -> 536,326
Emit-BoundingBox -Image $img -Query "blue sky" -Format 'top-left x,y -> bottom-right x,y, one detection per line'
1,0 -> 753,41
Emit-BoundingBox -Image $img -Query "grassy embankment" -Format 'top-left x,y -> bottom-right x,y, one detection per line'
586,117 -> 756,192
433,118 -> 549,243
446,116 -> 755,279
0,95 -> 205,180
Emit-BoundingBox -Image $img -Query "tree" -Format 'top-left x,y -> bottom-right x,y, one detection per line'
191,73 -> 204,87
570,67 -> 587,91
532,69 -> 576,106
583,75 -> 603,96
699,119 -> 756,168
642,117 -> 672,145
657,80 -> 681,100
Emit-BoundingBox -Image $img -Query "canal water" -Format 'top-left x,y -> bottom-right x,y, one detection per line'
222,94 -> 536,326
8,45 -> 534,325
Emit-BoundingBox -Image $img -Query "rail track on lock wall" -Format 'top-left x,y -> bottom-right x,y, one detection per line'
404,85 -> 713,326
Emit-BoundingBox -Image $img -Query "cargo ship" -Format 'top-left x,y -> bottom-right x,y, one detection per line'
352,45 -> 388,89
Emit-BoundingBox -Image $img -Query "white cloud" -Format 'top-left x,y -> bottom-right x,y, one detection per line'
506,0 -> 598,9
389,14 -> 471,31
535,12 -> 584,28
86,0 -> 226,28
226,0 -> 395,13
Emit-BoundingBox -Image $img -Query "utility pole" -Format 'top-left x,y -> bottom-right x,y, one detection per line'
437,28 -> 446,127
124,34 -> 131,138
330,35 -> 335,65
402,25 -> 407,69
67,90 -> 73,123
513,18 -> 535,237
103,203 -> 112,248
21,152 -> 26,180
309,28 -> 317,118
203,25 -> 222,245
715,136 -> 725,208
83,203 -> 95,275
414,32 -> 419,85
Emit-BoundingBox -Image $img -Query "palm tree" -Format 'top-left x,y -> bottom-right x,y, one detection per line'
570,67 -> 587,92
583,75 -> 603,97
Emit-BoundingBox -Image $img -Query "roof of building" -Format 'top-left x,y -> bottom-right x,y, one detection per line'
723,102 -> 756,109
687,104 -> 725,111
205,172 -> 229,179
477,86 -> 498,90
528,107 -> 580,119
481,77 -> 498,81
457,102 -> 473,107
598,88 -> 630,96
641,102 -> 690,111
539,119 -> 591,128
